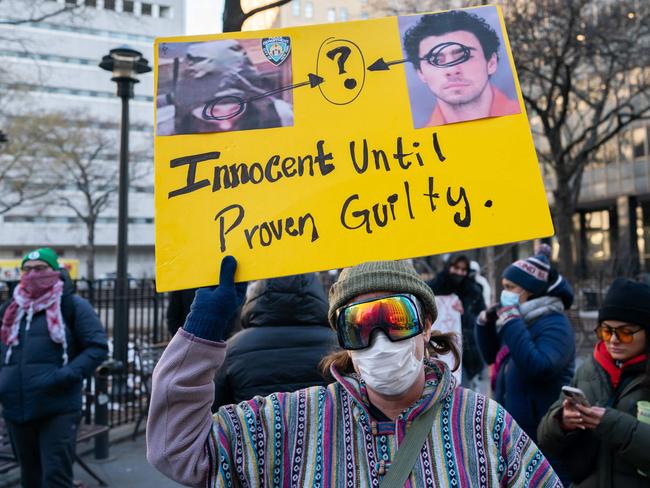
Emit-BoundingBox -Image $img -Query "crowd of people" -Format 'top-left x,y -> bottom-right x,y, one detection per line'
144,247 -> 650,488
1,245 -> 649,487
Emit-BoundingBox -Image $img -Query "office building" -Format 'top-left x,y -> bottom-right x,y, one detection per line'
0,0 -> 184,278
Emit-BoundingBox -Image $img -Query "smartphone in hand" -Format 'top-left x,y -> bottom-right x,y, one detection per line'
562,386 -> 591,407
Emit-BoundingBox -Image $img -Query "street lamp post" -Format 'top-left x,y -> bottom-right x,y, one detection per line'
99,47 -> 151,366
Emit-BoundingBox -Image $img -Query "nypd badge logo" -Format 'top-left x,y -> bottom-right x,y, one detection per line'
262,37 -> 291,66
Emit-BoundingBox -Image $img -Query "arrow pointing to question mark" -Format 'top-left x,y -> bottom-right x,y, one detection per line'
203,73 -> 325,121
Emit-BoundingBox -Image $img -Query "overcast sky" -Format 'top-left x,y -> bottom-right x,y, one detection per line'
185,0 -> 224,35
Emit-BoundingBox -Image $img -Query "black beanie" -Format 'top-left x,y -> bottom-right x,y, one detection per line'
598,278 -> 650,328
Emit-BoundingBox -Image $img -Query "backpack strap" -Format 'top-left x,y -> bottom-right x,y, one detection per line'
60,294 -> 80,355
378,403 -> 438,488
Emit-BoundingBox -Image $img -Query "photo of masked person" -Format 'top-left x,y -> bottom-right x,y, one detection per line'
156,38 -> 294,136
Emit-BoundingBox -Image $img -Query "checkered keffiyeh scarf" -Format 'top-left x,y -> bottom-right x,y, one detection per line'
1,280 -> 68,365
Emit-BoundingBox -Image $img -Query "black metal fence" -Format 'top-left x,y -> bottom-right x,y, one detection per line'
0,279 -> 170,429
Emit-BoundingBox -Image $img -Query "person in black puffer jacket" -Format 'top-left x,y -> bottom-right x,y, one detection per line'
0,248 -> 108,488
212,273 -> 339,409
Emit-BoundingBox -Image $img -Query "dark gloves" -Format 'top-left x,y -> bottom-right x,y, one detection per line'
477,304 -> 499,326
183,256 -> 248,342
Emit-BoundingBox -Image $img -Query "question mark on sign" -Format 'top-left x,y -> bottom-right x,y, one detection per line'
326,46 -> 357,90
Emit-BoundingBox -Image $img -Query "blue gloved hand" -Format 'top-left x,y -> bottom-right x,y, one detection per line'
183,256 -> 248,342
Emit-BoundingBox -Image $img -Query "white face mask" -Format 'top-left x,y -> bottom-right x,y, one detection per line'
350,333 -> 423,396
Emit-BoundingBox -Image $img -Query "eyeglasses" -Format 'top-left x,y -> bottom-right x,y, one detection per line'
336,294 -> 423,350
21,264 -> 50,273
595,323 -> 644,344
420,42 -> 474,68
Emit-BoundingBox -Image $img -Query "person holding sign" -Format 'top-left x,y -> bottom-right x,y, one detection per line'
538,278 -> 650,487
147,257 -> 561,487
403,10 -> 521,127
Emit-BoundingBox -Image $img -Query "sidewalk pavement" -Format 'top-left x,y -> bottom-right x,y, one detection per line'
73,434 -> 183,488
0,426 -> 183,488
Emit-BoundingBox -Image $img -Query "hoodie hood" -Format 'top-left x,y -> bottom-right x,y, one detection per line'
240,273 -> 329,328
59,268 -> 75,296
543,269 -> 573,310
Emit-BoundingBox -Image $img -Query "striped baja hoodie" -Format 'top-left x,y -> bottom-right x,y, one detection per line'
147,329 -> 561,487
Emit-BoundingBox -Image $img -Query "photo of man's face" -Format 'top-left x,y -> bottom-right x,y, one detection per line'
400,7 -> 521,129
416,31 -> 497,107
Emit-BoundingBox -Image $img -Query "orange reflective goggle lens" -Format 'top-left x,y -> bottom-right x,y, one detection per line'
595,325 -> 643,344
336,294 -> 423,350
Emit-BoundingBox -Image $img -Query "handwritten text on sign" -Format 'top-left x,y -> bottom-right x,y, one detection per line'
154,6 -> 553,291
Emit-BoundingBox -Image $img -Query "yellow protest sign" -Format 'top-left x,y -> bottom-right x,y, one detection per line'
154,5 -> 553,292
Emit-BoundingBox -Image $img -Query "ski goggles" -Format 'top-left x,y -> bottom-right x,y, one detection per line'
335,294 -> 424,350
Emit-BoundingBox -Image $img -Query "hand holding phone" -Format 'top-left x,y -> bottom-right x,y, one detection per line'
562,386 -> 590,407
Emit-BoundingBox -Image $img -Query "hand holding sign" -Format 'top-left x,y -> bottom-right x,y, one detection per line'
183,256 -> 248,342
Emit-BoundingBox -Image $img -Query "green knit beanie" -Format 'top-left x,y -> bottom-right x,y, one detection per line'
21,248 -> 60,270
328,260 -> 437,328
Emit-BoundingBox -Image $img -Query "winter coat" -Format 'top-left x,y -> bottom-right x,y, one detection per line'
166,288 -> 197,336
537,351 -> 650,487
147,329 -> 562,487
476,292 -> 575,441
428,270 -> 486,378
0,275 -> 108,423
212,273 -> 338,409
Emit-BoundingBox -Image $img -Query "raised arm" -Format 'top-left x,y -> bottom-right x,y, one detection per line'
146,256 -> 247,487
147,330 -> 226,485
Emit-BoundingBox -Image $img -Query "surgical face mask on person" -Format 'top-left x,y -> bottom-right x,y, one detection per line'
500,289 -> 521,308
20,269 -> 60,299
350,332 -> 423,396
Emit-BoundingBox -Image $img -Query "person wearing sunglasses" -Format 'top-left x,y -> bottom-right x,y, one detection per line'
147,257 -> 561,487
538,278 -> 650,487
402,10 -> 521,128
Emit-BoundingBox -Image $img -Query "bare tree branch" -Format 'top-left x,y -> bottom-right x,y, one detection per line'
242,0 -> 292,23
3,111 -> 152,279
0,4 -> 80,25
223,0 -> 293,32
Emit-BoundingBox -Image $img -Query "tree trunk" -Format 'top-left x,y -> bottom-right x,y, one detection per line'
484,246 -> 496,304
553,190 -> 576,285
222,0 -> 245,32
222,0 -> 293,32
86,220 -> 96,281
